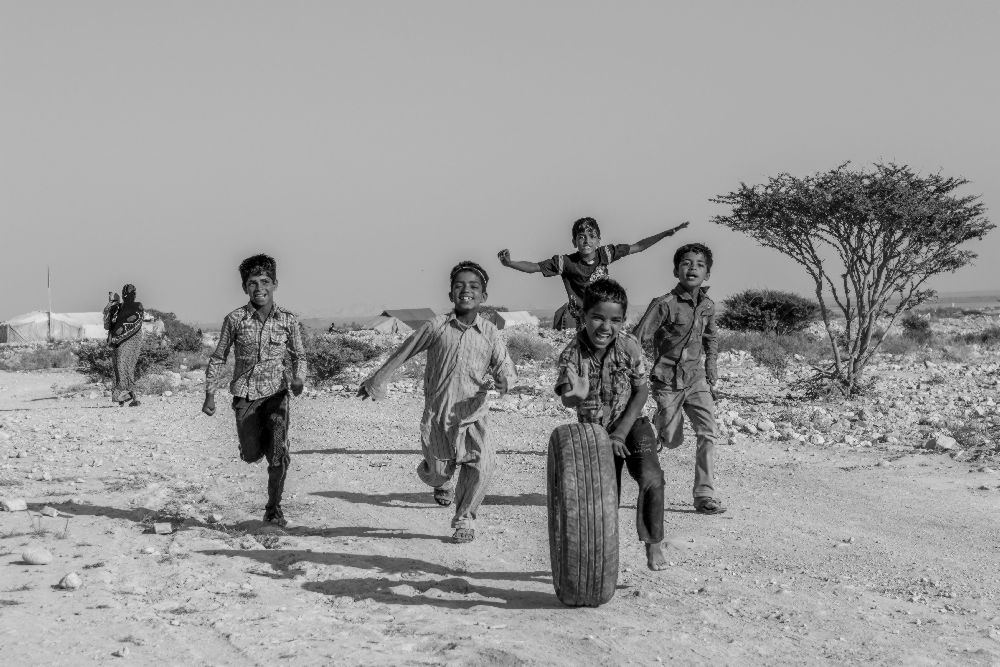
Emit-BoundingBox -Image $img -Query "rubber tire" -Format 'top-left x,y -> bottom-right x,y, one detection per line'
547,422 -> 619,607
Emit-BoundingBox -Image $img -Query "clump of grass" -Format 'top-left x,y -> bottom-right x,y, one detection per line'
506,331 -> 555,364
877,335 -> 922,356
953,326 -> 1000,347
0,346 -> 78,371
901,312 -> 933,344
718,330 -> 827,378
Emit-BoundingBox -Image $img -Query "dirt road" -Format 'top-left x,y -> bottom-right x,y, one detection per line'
1,370 -> 999,665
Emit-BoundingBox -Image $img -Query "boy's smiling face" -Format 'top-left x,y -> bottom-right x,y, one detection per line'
449,270 -> 486,316
573,226 -> 601,260
674,251 -> 710,291
583,300 -> 625,350
244,272 -> 277,310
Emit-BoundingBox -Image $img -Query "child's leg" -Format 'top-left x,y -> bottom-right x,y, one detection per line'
233,396 -> 267,463
621,417 -> 665,544
262,391 -> 291,517
651,381 -> 686,450
682,381 -> 718,503
450,429 -> 497,532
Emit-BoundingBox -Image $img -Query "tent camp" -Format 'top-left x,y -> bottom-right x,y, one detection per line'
380,308 -> 436,330
0,311 -> 87,343
0,311 -> 166,343
367,315 -> 414,335
488,311 -> 539,329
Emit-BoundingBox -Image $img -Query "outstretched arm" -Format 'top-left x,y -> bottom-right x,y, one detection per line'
357,323 -> 435,400
628,222 -> 690,254
497,249 -> 543,274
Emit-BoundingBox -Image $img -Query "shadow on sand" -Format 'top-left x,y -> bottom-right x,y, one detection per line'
312,490 -> 547,508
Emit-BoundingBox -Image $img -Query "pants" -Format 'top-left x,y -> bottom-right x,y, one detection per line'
651,378 -> 718,500
612,416 -> 665,544
416,423 -> 495,531
232,390 -> 290,514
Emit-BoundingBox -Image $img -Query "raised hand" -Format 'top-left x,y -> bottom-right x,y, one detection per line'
497,249 -> 511,266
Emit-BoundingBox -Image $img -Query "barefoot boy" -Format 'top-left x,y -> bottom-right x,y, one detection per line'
202,254 -> 306,527
632,243 -> 724,515
357,261 -> 516,544
555,278 -> 668,570
497,217 -> 689,328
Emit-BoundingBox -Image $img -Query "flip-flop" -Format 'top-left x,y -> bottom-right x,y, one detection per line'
433,487 -> 453,507
695,498 -> 727,515
451,528 -> 475,543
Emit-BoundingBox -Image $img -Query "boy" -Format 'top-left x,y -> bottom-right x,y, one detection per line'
632,243 -> 724,515
497,216 -> 689,328
555,278 -> 668,571
202,254 -> 306,528
357,261 -> 516,544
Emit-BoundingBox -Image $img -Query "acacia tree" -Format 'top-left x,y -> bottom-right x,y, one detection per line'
711,162 -> 993,396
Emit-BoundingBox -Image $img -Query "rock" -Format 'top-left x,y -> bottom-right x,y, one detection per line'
112,646 -> 130,658
16,450 -> 27,458
88,392 -> 98,400
40,505 -> 59,517
207,513 -> 224,524
21,548 -> 54,565
163,391 -> 173,397
809,434 -> 826,445
1,497 -> 28,511
925,434 -> 958,451
153,522 -> 173,535
843,435 -> 859,446
757,420 -> 776,432
58,572 -> 82,590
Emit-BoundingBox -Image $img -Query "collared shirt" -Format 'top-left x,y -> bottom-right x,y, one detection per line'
555,331 -> 646,429
361,312 -> 516,462
538,244 -> 631,318
206,303 -> 307,400
632,284 -> 718,389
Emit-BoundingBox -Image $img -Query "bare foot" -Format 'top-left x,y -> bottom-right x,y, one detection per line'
646,540 -> 668,571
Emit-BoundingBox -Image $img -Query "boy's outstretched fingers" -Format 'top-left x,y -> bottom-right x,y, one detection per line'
497,249 -> 511,265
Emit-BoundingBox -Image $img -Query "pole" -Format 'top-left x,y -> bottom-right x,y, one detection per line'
47,265 -> 52,342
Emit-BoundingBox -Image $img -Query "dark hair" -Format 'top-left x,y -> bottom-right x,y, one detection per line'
582,277 -> 628,315
239,254 -> 277,285
122,284 -> 137,303
449,260 -> 489,288
673,243 -> 713,271
571,217 -> 601,240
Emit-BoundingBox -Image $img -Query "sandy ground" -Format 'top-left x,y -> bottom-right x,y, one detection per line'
1,368 -> 999,666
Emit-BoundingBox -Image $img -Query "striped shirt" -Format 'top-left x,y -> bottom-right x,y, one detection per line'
555,331 -> 647,428
205,303 -> 307,400
361,312 -> 516,463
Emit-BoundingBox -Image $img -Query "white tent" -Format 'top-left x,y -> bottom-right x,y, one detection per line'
368,315 -> 414,335
62,312 -> 109,340
491,311 -> 539,329
0,311 -> 86,343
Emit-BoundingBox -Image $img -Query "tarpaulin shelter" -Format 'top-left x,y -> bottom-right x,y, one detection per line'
0,311 -> 86,343
368,315 -> 414,335
379,308 -> 436,330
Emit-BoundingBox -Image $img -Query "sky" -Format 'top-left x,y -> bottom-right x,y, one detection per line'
2,1 -> 998,325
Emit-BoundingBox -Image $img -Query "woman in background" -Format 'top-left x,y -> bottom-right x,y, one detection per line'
103,284 -> 144,406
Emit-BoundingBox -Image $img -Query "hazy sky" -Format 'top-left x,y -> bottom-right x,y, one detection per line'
3,1 -> 998,324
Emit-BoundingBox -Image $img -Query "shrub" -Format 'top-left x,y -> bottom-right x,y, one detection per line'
147,309 -> 202,352
954,326 -> 1000,347
900,312 -> 932,344
0,346 -> 78,371
877,335 -> 921,356
717,330 -> 827,379
73,337 -> 172,381
506,330 -> 555,363
305,333 -> 381,381
718,289 -> 819,334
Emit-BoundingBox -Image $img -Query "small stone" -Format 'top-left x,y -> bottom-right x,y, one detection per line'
153,522 -> 173,535
40,506 -> 59,517
58,572 -> 82,590
42,471 -> 52,481
163,391 -> 173,397
141,546 -> 157,554
207,513 -> 224,524
112,646 -> 130,658
2,497 -> 28,511
16,450 -> 28,458
757,420 -> 776,432
88,392 -> 98,400
21,548 -> 54,565
925,434 -> 958,451
809,434 -> 825,445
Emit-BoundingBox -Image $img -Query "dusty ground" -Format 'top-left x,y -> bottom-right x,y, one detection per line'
1,358 -> 999,666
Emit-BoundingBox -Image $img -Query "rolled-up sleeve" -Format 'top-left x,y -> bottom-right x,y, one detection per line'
537,255 -> 563,278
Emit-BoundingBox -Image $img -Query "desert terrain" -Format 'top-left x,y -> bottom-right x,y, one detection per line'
1,320 -> 999,666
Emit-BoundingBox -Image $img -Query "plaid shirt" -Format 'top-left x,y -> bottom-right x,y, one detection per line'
206,303 -> 307,400
555,331 -> 647,429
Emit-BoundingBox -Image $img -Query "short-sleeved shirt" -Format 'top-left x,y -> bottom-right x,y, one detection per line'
555,331 -> 647,429
205,303 -> 307,400
538,244 -> 631,319
632,284 -> 717,390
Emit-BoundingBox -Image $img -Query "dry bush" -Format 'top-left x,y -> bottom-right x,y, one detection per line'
0,346 -> 78,371
954,326 -> 1000,347
718,330 -> 827,378
505,330 -> 555,364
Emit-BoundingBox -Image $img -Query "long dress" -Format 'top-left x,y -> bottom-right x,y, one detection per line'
103,300 -> 144,403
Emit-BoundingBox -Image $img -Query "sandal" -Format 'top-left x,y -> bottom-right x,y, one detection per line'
433,487 -> 453,507
451,528 -> 475,543
695,498 -> 727,515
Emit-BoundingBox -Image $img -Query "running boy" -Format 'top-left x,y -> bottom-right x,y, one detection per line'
202,253 -> 306,528
555,278 -> 668,570
632,243 -> 724,515
357,261 -> 516,544
497,217 -> 689,328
